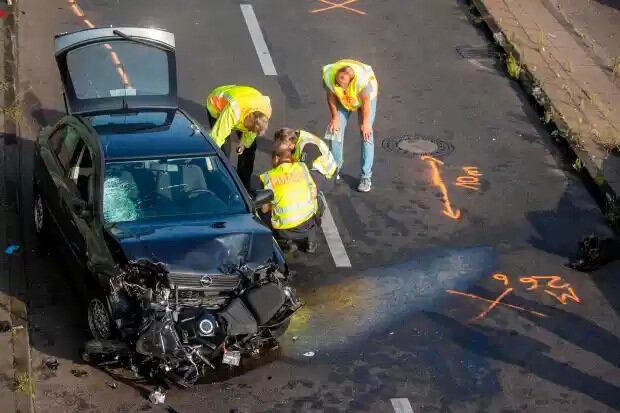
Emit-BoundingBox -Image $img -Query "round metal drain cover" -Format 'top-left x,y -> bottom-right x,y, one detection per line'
382,135 -> 454,158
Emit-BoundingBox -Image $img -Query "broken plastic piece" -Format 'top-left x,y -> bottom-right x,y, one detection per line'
149,387 -> 166,404
70,369 -> 88,378
303,351 -> 315,357
4,244 -> 20,255
107,381 -> 118,389
44,357 -> 59,370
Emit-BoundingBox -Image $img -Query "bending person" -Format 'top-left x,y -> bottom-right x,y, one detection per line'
205,85 -> 271,189
322,59 -> 378,192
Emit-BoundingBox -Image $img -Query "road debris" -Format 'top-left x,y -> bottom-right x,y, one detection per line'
44,357 -> 59,370
292,336 -> 299,341
70,368 -> 88,378
4,244 -> 20,255
106,381 -> 118,389
303,351 -> 315,357
149,387 -> 166,404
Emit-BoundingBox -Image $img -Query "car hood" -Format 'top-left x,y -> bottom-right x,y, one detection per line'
107,214 -> 276,274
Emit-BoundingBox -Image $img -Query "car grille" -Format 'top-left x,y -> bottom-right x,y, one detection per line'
168,272 -> 240,291
168,272 -> 240,309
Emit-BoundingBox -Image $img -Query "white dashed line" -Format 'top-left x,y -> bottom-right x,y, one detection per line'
390,398 -> 414,413
320,192 -> 351,268
240,4 -> 277,76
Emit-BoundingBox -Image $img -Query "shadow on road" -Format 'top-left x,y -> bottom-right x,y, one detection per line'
425,304 -> 620,411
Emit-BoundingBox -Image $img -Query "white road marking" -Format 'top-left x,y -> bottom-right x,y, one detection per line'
240,4 -> 277,76
319,192 -> 351,268
390,398 -> 414,413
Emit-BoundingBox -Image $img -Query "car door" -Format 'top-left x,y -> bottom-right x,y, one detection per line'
54,27 -> 177,115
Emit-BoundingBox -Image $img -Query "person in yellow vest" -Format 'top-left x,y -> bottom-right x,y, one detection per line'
322,59 -> 378,193
259,142 -> 319,253
205,85 -> 272,189
273,127 -> 337,193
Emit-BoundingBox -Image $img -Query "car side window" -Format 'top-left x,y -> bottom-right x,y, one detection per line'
68,143 -> 94,203
55,126 -> 82,172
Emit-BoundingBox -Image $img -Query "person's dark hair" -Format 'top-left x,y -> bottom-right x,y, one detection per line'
273,127 -> 297,143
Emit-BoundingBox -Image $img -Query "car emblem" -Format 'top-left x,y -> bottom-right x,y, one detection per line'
200,276 -> 213,287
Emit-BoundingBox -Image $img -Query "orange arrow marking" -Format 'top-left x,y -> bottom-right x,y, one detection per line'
421,155 -> 461,220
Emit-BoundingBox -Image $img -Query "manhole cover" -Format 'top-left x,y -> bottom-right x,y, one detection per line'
382,135 -> 454,158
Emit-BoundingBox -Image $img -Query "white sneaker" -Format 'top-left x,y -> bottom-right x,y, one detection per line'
357,178 -> 372,192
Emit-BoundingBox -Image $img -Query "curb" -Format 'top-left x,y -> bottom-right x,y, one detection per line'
0,0 -> 34,411
469,0 -> 620,216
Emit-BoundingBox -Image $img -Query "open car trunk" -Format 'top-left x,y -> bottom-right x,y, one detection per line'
54,27 -> 177,115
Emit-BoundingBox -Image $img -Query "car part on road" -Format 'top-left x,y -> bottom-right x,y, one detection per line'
381,135 -> 454,158
567,235 -> 620,272
83,260 -> 300,387
148,387 -> 166,404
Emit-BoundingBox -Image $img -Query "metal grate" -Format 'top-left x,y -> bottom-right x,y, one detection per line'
381,135 -> 454,158
455,44 -> 495,60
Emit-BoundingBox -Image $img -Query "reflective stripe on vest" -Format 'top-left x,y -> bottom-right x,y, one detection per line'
260,163 -> 317,230
293,130 -> 337,179
322,59 -> 377,111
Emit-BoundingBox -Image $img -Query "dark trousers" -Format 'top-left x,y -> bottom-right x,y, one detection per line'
208,113 -> 257,190
259,211 -> 318,247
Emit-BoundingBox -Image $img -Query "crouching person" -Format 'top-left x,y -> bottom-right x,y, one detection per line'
273,128 -> 337,194
259,142 -> 319,253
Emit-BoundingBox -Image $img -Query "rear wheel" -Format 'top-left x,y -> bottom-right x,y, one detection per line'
87,297 -> 114,340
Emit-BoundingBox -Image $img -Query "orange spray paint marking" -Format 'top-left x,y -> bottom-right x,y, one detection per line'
470,287 -> 514,321
518,275 -> 580,304
492,273 -> 509,286
456,166 -> 482,191
446,290 -> 547,318
421,155 -> 461,220
311,0 -> 367,15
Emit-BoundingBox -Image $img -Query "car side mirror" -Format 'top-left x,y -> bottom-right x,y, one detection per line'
253,189 -> 273,209
71,197 -> 93,220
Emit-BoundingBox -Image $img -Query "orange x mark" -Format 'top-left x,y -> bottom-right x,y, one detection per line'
311,0 -> 367,16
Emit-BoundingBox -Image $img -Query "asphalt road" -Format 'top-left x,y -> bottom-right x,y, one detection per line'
15,0 -> 620,412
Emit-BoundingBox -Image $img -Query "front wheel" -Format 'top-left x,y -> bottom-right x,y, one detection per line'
87,297 -> 114,340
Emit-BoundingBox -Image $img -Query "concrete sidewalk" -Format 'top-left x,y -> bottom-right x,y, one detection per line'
0,0 -> 34,412
471,0 -> 620,209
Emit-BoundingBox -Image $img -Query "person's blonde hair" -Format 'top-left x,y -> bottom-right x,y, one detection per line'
247,111 -> 269,136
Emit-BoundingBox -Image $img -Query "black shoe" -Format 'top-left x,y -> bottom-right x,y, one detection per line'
305,241 -> 318,254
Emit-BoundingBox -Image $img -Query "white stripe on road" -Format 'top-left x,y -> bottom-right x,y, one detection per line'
390,398 -> 414,413
319,192 -> 351,268
240,4 -> 278,76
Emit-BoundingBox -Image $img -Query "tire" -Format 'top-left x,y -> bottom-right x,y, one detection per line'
87,297 -> 114,340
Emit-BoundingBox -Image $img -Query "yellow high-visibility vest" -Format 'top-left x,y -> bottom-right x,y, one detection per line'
322,59 -> 378,111
260,162 -> 318,230
205,85 -> 272,148
293,130 -> 337,179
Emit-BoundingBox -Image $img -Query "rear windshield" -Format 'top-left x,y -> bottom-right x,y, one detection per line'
66,40 -> 170,100
103,156 -> 247,224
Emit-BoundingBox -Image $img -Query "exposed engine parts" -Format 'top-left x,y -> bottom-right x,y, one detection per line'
84,260 -> 300,387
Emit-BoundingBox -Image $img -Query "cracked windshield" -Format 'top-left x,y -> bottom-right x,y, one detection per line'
103,156 -> 246,224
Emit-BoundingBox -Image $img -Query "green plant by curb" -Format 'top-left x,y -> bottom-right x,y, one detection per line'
15,373 -> 34,396
572,157 -> 583,172
506,53 -> 521,79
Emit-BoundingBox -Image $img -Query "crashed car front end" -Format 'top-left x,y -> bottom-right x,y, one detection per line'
86,257 -> 299,387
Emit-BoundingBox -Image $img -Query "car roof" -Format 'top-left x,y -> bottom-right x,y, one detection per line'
86,110 -> 217,160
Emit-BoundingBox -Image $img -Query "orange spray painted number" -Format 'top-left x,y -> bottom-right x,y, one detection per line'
421,155 -> 461,220
456,166 -> 482,191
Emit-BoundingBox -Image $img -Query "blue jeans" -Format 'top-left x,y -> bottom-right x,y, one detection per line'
327,98 -> 376,179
